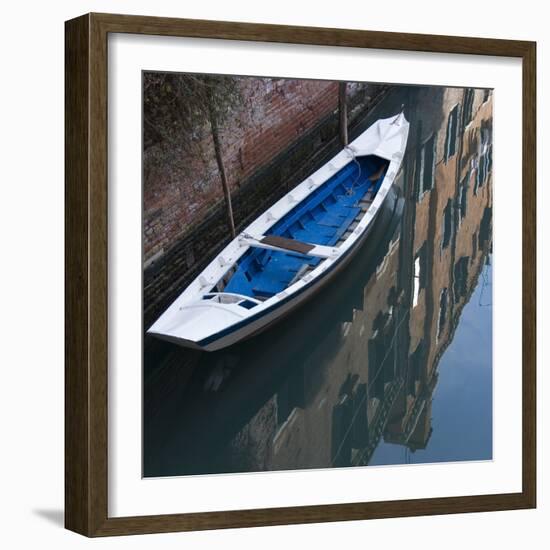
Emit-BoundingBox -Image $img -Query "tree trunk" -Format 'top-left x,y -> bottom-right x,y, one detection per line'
338,82 -> 348,147
207,98 -> 236,238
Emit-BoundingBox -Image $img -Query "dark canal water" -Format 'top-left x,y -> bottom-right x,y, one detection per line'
143,84 -> 493,477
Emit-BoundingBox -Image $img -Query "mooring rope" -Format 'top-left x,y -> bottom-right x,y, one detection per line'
343,145 -> 362,197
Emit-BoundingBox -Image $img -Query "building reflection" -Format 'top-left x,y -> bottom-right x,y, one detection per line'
143,86 -> 493,477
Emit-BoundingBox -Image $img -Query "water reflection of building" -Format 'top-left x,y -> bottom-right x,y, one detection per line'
380,87 -> 493,458
224,87 -> 493,472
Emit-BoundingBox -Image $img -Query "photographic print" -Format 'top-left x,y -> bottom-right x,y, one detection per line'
142,73 -> 493,478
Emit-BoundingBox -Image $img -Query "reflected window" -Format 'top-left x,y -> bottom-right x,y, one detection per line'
413,257 -> 420,307
437,288 -> 448,339
479,206 -> 492,250
463,88 -> 475,126
442,199 -> 454,249
457,175 -> 469,223
444,104 -> 459,162
416,133 -> 436,200
475,121 -> 492,193
413,242 -> 427,307
454,256 -> 470,301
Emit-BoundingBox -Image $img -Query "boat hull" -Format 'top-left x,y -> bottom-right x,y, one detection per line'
158,197 -> 385,351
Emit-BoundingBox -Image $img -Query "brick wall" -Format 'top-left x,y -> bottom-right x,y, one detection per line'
144,78 -> 340,265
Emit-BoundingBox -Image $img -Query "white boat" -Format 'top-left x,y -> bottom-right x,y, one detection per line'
148,112 -> 410,351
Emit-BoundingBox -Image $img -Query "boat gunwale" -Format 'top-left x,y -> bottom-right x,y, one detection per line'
149,176 -> 395,347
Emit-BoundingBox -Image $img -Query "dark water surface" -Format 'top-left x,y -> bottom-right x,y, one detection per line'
143,84 -> 493,477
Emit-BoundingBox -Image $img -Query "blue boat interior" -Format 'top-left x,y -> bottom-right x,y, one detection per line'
212,154 -> 388,304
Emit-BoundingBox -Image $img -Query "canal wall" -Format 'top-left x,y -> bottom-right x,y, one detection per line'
143,79 -> 389,328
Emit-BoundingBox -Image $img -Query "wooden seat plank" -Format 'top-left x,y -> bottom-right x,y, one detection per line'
261,235 -> 315,255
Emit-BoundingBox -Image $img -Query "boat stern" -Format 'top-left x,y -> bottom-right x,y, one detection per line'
147,300 -> 248,351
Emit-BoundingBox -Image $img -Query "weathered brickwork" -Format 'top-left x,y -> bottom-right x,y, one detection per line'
144,78 -> 339,263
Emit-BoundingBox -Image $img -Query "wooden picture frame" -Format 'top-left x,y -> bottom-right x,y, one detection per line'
65,12 -> 536,537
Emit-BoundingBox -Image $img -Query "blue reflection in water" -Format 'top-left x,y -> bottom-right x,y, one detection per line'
370,261 -> 493,466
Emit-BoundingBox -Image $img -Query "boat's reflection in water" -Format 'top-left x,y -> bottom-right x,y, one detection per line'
144,85 -> 493,477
